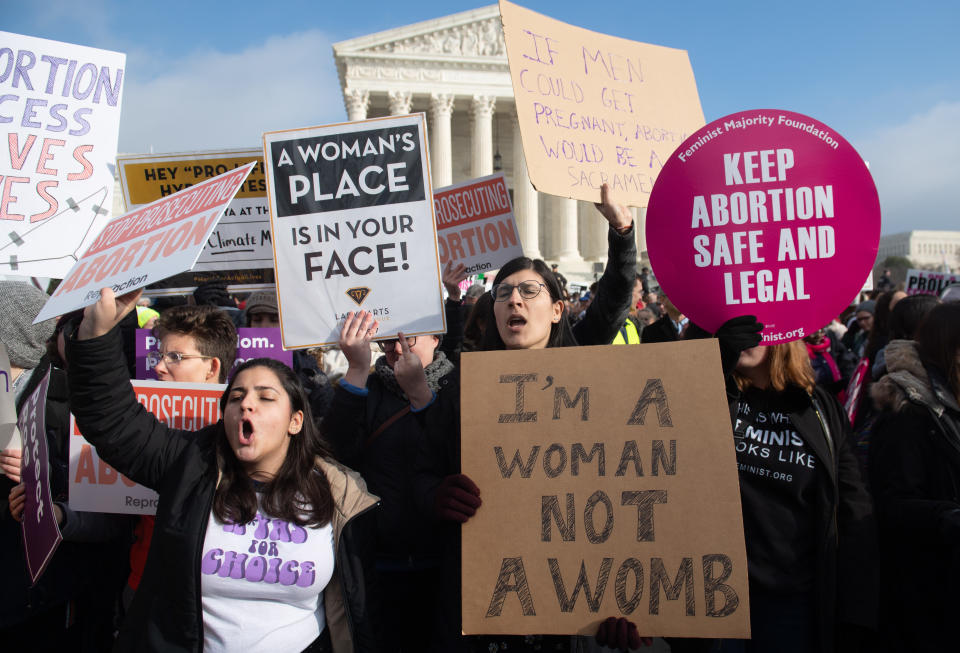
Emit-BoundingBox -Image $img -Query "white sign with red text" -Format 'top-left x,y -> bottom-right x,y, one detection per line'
35,163 -> 255,322
69,380 -> 225,515
434,173 -> 523,275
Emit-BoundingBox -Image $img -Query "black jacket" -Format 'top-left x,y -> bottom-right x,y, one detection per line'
65,325 -> 380,653
727,383 -> 877,653
869,340 -> 960,651
324,364 -> 455,566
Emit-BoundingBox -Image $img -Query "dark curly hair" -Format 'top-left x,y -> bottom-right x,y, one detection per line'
155,305 -> 237,383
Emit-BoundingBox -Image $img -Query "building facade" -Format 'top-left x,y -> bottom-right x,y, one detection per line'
877,230 -> 960,271
333,5 -> 647,281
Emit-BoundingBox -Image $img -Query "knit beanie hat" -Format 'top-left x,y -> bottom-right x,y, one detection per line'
245,291 -> 279,315
856,300 -> 876,315
0,281 -> 57,369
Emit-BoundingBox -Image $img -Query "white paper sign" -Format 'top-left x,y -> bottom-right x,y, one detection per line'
118,150 -> 273,272
263,114 -> 445,348
434,173 -> 524,276
69,379 -> 224,515
0,32 -> 125,278
35,162 -> 255,323
0,344 -> 21,450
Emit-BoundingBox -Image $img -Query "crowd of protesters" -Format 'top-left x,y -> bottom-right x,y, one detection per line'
1,187 -> 959,653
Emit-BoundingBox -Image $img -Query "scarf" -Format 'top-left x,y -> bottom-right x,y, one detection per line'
806,339 -> 840,383
374,351 -> 455,400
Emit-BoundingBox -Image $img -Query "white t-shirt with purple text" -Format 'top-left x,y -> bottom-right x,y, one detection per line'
200,502 -> 335,652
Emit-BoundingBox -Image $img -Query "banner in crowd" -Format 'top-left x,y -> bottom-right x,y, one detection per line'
35,162 -> 256,323
18,369 -> 61,584
0,344 -> 20,450
0,32 -> 125,278
263,114 -> 445,348
434,173 -> 523,275
461,341 -> 750,637
499,0 -> 704,207
69,380 -> 225,515
905,268 -> 958,296
645,109 -> 881,343
118,150 -> 273,272
134,327 -> 292,379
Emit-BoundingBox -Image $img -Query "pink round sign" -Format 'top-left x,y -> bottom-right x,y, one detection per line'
646,109 -> 880,343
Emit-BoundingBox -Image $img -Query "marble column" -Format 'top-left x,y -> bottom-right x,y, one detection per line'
634,207 -> 647,254
387,90 -> 413,116
511,117 -> 540,259
579,200 -> 608,262
470,95 -> 496,178
429,93 -> 455,188
343,88 -> 369,121
549,196 -> 582,263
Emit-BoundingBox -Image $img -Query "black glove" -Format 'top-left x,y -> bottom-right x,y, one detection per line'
434,474 -> 482,523
595,616 -> 651,651
715,315 -> 764,378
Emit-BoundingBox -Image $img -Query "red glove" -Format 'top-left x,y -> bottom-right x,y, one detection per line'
434,473 -> 482,523
595,617 -> 651,651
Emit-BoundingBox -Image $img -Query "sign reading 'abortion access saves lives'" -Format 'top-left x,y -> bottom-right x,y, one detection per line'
35,163 -> 256,323
263,114 -> 445,348
645,110 -> 880,343
434,173 -> 523,275
0,32 -> 125,279
69,380 -> 225,515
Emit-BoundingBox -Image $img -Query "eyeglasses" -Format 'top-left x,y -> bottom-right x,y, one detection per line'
491,281 -> 547,302
377,336 -> 417,351
147,351 -> 213,366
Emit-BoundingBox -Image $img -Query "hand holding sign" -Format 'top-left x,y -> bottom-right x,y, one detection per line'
1,448 -> 22,483
434,473 -> 482,523
594,183 -> 633,232
78,287 -> 142,341
340,311 -> 380,388
442,261 -> 468,301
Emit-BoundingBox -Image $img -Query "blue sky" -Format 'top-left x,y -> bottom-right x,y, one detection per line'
5,0 -> 959,234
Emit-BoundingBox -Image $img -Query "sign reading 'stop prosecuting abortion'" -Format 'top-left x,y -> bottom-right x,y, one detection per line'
645,110 -> 881,343
34,163 -> 256,323
69,380 -> 225,515
500,0 -> 704,207
263,115 -> 445,348
435,173 -> 523,275
461,341 -> 750,637
118,150 -> 273,272
0,32 -> 125,278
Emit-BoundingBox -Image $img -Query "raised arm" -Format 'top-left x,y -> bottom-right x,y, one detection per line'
66,288 -> 200,491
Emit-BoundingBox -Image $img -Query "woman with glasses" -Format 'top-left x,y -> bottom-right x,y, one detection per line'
345,183 -> 641,652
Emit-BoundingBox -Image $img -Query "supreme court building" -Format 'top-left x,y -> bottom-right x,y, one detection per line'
333,5 -> 648,280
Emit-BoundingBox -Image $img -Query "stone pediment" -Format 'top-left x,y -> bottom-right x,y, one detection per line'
334,5 -> 505,60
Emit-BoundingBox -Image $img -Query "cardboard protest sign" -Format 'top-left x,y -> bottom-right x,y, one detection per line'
434,173 -> 523,275
18,369 -> 61,584
69,380 -> 224,515
645,109 -> 881,343
0,32 -> 125,278
263,114 -> 445,348
34,162 -> 256,323
134,327 -> 293,380
118,150 -> 273,272
461,341 -> 749,637
905,268 -> 958,296
499,0 -> 704,207
0,344 -> 21,450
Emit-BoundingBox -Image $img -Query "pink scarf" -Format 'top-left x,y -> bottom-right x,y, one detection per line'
806,339 -> 841,382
